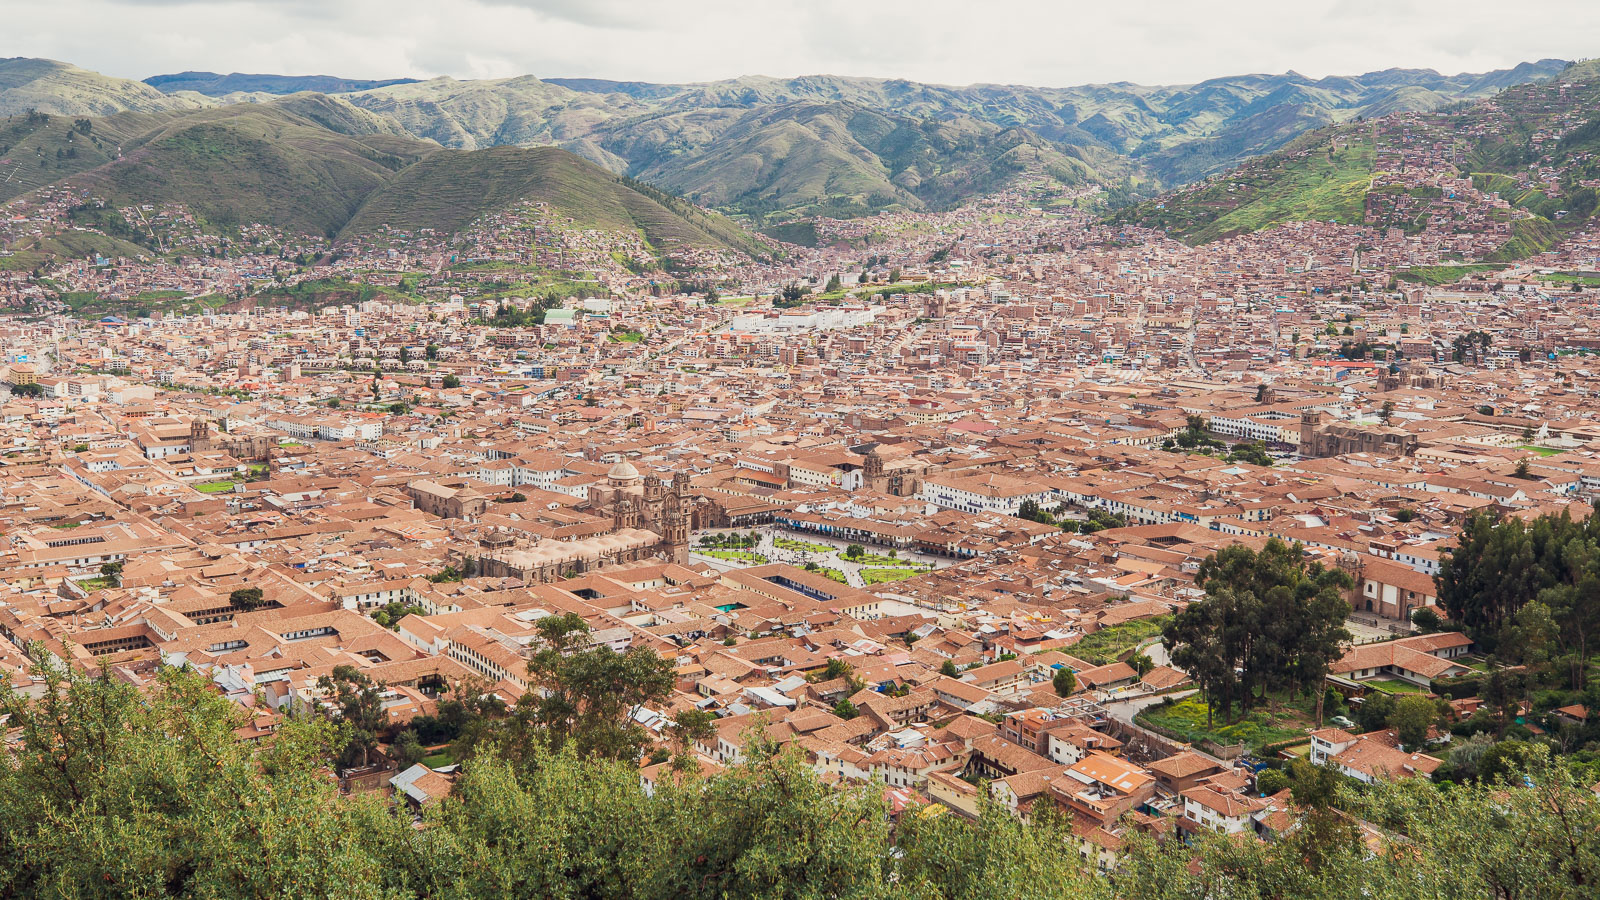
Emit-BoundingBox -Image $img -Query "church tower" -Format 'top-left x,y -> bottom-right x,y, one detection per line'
614,496 -> 641,531
662,492 -> 689,565
189,419 -> 214,453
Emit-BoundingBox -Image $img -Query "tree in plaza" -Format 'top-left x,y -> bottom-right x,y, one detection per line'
228,586 -> 265,611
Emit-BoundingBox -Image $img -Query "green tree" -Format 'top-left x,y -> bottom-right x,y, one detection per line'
1255,768 -> 1290,795
392,728 -> 425,768
316,665 -> 387,771
441,374 -> 461,388
521,612 -> 675,761
940,659 -> 960,677
1389,694 -> 1441,750
668,708 -> 716,771
228,586 -> 265,611
1052,667 -> 1077,697
1165,540 -> 1352,725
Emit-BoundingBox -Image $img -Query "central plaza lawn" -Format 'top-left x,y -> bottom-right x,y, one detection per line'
773,537 -> 836,554
846,552 -> 919,566
701,550 -> 768,564
861,567 -> 930,585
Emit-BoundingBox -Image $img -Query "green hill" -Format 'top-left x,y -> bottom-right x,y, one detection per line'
0,108 -> 181,202
64,102 -> 437,236
0,57 -> 207,117
1114,125 -> 1377,242
612,102 -> 1130,220
1113,59 -> 1600,255
342,62 -> 1564,218
343,146 -> 766,255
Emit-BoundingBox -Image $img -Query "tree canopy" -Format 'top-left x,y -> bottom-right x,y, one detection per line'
1164,539 -> 1352,724
0,656 -> 1598,899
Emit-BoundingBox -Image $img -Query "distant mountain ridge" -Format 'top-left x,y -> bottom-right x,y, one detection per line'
0,55 -> 1572,223
0,94 -> 764,256
144,71 -> 420,97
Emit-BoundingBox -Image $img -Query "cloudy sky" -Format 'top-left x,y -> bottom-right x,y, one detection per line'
9,0 -> 1600,87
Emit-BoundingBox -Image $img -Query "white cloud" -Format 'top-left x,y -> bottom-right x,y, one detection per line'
5,0 -> 1597,87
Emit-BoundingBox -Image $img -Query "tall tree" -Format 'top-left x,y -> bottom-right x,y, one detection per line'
1165,540 -> 1352,724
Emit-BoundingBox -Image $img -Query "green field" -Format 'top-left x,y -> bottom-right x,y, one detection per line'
701,550 -> 768,564
1137,694 -> 1313,751
1395,264 -> 1502,286
1065,616 -> 1170,666
195,480 -> 238,493
773,538 -> 835,554
861,567 -> 929,585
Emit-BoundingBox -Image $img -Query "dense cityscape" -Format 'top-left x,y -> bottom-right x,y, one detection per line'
1,13 -> 1599,899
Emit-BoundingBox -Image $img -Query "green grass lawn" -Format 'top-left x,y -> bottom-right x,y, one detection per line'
774,538 -> 836,554
1066,616 -> 1170,666
1137,695 -> 1314,751
195,480 -> 238,493
1366,678 -> 1428,694
1395,264 -> 1502,286
74,577 -> 115,591
860,567 -> 930,585
702,550 -> 768,564
813,567 -> 848,584
845,553 -> 915,566
420,748 -> 456,769
1518,445 -> 1564,457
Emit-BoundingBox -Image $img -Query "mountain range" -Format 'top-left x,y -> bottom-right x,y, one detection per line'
1113,58 -> 1600,254
0,91 -> 764,256
0,56 -> 1570,227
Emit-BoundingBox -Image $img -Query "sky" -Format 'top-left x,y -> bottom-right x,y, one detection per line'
8,0 -> 1600,87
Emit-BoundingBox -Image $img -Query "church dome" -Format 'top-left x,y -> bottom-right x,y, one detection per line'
607,461 -> 642,482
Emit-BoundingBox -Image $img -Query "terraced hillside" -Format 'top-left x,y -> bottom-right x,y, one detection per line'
343,146 -> 766,255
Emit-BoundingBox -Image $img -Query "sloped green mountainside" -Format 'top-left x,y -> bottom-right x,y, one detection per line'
0,96 -> 765,254
6,56 -> 1567,224
344,146 -> 768,255
1113,58 -> 1600,253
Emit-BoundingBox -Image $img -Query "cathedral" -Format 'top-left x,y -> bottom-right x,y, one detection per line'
585,462 -> 699,566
